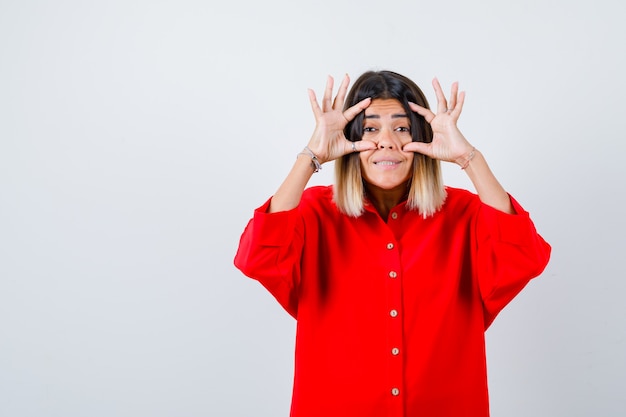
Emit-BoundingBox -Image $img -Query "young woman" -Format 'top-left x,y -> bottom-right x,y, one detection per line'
234,70 -> 551,417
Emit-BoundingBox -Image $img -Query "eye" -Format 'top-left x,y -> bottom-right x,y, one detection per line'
363,127 -> 377,133
395,126 -> 410,133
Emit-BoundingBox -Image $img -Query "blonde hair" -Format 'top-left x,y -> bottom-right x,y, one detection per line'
333,70 -> 447,218
334,152 -> 446,218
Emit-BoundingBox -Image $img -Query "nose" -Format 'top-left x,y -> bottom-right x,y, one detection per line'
377,129 -> 395,149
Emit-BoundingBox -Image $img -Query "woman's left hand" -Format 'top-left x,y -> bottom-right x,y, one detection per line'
403,78 -> 474,167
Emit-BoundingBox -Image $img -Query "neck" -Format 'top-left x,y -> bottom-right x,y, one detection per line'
365,185 -> 407,221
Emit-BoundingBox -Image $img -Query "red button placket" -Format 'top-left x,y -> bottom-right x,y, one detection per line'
385,210 -> 405,416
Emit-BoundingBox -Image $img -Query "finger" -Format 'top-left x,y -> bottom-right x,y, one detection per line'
322,75 -> 334,113
333,73 -> 350,110
347,139 -> 376,153
308,88 -> 322,118
408,101 -> 434,123
450,90 -> 466,118
448,82 -> 459,112
343,97 -> 371,122
432,77 -> 448,114
403,141 -> 431,155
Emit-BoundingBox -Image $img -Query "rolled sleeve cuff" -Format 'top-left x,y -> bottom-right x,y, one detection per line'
252,197 -> 300,246
479,194 -> 539,246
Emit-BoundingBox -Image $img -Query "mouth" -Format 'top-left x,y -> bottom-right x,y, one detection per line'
374,160 -> 401,166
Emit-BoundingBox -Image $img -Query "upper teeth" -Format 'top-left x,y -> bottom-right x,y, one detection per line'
376,161 -> 396,165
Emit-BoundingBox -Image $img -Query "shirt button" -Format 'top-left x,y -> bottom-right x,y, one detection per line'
391,212 -> 398,220
391,347 -> 400,355
389,271 -> 397,279
391,388 -> 400,396
390,309 -> 398,317
386,243 -> 394,250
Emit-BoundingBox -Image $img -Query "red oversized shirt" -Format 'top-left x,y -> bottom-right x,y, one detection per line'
234,185 -> 551,417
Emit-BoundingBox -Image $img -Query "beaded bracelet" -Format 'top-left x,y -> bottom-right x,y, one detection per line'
298,146 -> 322,173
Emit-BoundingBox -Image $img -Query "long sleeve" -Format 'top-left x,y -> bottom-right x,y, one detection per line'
473,195 -> 552,327
234,198 -> 304,318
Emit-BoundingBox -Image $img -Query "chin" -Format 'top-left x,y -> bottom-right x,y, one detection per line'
368,178 -> 410,190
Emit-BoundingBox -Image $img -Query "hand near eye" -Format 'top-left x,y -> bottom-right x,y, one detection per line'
306,74 -> 376,164
403,78 -> 475,167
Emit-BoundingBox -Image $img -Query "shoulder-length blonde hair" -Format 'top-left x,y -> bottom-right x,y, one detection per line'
334,70 -> 446,218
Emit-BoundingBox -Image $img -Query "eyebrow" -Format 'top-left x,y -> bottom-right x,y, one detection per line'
364,113 -> 409,119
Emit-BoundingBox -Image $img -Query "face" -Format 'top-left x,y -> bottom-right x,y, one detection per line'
359,99 -> 414,195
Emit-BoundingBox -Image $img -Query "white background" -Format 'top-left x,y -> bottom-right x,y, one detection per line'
1,0 -> 625,416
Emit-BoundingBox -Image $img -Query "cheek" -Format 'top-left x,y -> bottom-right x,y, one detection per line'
357,154 -> 373,180
398,155 -> 415,182
399,133 -> 414,146
404,156 -> 415,177
358,151 -> 372,166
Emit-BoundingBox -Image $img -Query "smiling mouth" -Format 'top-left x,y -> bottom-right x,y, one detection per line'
374,161 -> 400,166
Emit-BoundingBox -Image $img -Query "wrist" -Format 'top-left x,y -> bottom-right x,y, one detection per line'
455,147 -> 476,170
298,146 -> 322,173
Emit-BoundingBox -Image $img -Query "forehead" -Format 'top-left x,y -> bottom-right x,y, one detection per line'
364,99 -> 406,117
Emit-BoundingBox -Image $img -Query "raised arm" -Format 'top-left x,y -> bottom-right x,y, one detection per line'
269,75 -> 375,213
403,78 -> 514,214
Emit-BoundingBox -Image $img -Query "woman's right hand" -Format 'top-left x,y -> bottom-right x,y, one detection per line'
306,74 -> 376,164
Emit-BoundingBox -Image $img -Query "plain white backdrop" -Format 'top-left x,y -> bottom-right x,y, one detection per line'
1,0 -> 625,416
